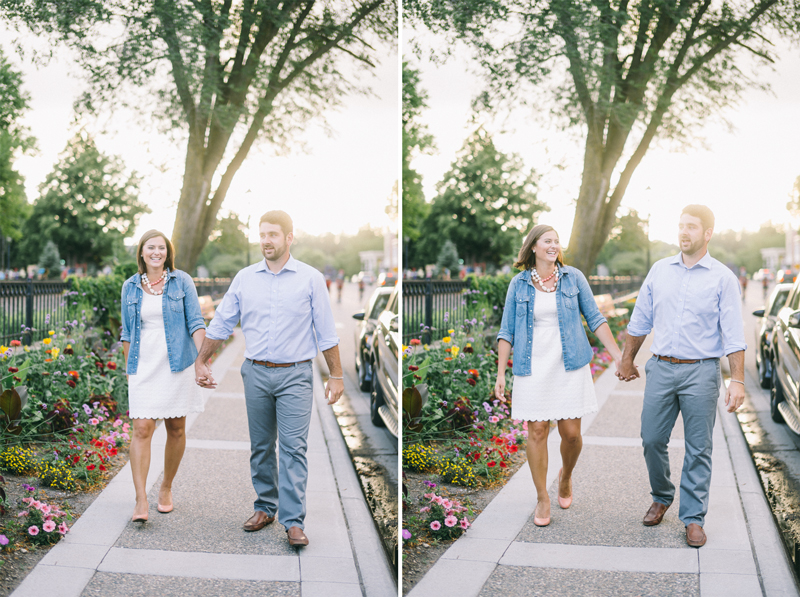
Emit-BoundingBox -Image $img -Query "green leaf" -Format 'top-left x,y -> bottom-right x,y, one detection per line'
0,388 -> 21,422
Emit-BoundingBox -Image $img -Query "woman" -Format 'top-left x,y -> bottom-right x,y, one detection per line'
121,230 -> 207,522
494,225 -> 622,526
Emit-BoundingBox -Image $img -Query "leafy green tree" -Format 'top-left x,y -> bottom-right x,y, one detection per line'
0,47 -> 35,243
403,61 -> 435,253
413,127 -> 546,269
712,223 -> 785,273
407,0 -> 800,274
17,131 -> 149,269
436,240 -> 459,278
38,240 -> 61,279
2,0 -> 397,273
197,212 -> 251,275
597,209 -> 650,274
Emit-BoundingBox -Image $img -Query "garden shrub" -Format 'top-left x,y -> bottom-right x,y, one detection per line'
35,459 -> 78,491
403,444 -> 437,472
0,446 -> 37,475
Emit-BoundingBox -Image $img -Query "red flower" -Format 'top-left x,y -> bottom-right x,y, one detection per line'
468,369 -> 479,378
95,361 -> 105,369
106,362 -> 117,370
508,445 -> 519,453
467,378 -> 477,386
13,376 -> 20,382
68,371 -> 79,379
442,370 -> 450,374
9,340 -> 21,347
507,360 -> 513,367
487,461 -> 497,467
413,374 -> 422,380
8,367 -> 18,373
408,365 -> 419,371
500,462 -> 508,468
72,455 -> 80,464
445,348 -> 451,353
410,339 -> 421,346
99,465 -> 107,472
108,447 -> 118,456
66,379 -> 76,388
86,464 -> 96,471
444,357 -> 452,361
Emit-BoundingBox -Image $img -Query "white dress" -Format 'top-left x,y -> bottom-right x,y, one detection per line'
128,290 -> 203,419
511,289 -> 598,422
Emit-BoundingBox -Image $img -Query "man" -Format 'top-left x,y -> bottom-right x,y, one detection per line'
617,204 -> 746,548
194,210 -> 344,547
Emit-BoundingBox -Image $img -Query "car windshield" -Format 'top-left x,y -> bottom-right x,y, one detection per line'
770,289 -> 791,317
370,294 -> 391,319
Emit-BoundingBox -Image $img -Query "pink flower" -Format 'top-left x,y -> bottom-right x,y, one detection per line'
419,506 -> 431,513
113,419 -> 123,427
57,523 -> 69,535
430,521 -> 441,531
43,521 -> 56,533
442,499 -> 453,509
28,526 -> 39,536
89,418 -> 99,425
22,497 -> 32,505
489,415 -> 499,423
434,496 -> 444,505
17,511 -> 28,517
41,504 -> 51,514
31,500 -> 42,509
460,517 -> 471,529
0,534 -> 8,546
444,515 -> 458,528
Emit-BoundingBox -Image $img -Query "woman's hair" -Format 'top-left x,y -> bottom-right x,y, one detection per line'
136,230 -> 175,274
513,224 -> 565,271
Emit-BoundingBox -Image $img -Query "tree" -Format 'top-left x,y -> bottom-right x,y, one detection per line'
436,240 -> 459,278
407,0 -> 800,274
403,61 -> 435,249
17,131 -> 149,269
38,240 -> 61,279
0,47 -> 35,243
596,209 -> 650,273
196,212 -> 251,276
2,0 -> 397,272
413,127 -> 546,269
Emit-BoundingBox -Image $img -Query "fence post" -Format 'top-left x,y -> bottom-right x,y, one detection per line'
424,279 -> 433,345
24,278 -> 34,346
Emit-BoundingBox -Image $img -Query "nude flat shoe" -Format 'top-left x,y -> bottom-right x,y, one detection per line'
533,502 -> 551,527
557,468 -> 573,509
157,503 -> 173,514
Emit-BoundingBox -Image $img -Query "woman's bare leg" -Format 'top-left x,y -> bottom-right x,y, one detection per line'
526,420 -> 552,519
130,418 -> 156,519
557,417 -> 583,499
160,416 -> 187,508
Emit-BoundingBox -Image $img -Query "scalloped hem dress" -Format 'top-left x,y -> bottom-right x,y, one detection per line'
511,288 -> 597,422
128,290 -> 203,420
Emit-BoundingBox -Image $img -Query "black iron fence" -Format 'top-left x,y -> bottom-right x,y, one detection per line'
587,275 -> 644,297
402,280 -> 470,343
0,280 -> 72,346
193,278 -> 233,300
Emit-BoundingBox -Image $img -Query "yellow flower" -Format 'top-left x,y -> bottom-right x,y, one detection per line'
24,346 -> 30,352
48,330 -> 55,336
67,344 -> 72,349
423,344 -> 430,351
442,337 -> 451,344
466,342 -> 472,348
448,329 -> 454,335
51,347 -> 60,358
42,338 -> 52,345
451,346 -> 460,356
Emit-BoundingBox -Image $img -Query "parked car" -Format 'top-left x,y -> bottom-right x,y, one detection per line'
776,269 -> 797,284
752,283 -> 792,388
769,280 -> 800,431
351,286 -> 393,391
358,270 -> 376,285
377,271 -> 397,287
368,286 -> 399,436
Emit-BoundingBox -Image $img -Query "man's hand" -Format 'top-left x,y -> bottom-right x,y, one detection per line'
494,375 -> 506,401
616,360 -> 639,382
325,378 -> 344,405
195,359 -> 217,389
725,380 -> 745,413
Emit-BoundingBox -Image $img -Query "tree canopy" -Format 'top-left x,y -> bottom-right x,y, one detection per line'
412,127 -> 546,270
16,131 -> 149,269
406,0 -> 800,274
2,0 -> 397,272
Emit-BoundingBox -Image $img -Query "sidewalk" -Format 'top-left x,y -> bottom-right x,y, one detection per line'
11,332 -> 396,597
409,337 -> 799,597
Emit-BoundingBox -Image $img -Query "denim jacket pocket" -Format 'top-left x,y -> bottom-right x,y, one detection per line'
561,286 -> 579,310
168,289 -> 186,312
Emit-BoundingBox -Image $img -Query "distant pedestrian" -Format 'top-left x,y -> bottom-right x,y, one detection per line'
336,269 -> 344,303
194,210 -> 343,547
738,272 -> 748,302
763,275 -> 769,298
618,204 -> 746,548
494,224 -> 622,527
121,230 -> 208,523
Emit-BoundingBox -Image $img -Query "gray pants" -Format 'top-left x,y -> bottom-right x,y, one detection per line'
240,359 -> 314,530
641,356 -> 721,526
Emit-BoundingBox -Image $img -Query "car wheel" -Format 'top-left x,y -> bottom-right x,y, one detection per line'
370,363 -> 386,427
357,353 -> 371,392
771,356 -> 785,424
758,351 -> 772,389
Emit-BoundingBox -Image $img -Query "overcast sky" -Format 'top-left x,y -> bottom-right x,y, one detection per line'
3,23 -> 399,243
404,27 -> 800,247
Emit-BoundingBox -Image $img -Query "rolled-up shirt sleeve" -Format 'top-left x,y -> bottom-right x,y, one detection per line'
206,276 -> 242,341
627,272 -> 654,337
719,273 -> 747,355
310,271 -> 339,351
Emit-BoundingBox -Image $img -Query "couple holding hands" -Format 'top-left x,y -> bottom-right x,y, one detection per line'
120,210 -> 342,547
494,204 -> 746,548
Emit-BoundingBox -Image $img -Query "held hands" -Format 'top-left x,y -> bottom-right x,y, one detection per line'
325,378 -> 344,405
616,359 -> 640,382
725,380 -> 745,413
194,360 -> 217,389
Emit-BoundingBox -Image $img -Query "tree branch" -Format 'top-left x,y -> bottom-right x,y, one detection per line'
553,4 -> 595,126
154,0 -> 197,132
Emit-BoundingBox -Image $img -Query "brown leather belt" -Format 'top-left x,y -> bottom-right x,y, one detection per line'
655,355 -> 714,364
249,359 -> 311,368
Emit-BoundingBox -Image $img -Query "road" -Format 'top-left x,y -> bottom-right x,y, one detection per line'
326,281 -> 399,571
739,281 -> 800,576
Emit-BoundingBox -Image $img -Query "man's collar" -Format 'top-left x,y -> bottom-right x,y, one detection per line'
671,251 -> 712,269
256,254 -> 298,274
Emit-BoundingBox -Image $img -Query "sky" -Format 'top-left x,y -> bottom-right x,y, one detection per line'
404,27 -> 800,248
2,21 -> 399,243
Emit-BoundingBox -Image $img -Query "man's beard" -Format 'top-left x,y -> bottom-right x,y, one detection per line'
262,243 -> 287,261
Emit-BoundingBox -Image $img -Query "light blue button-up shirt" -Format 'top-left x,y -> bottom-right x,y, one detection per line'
627,252 -> 746,359
206,255 -> 339,362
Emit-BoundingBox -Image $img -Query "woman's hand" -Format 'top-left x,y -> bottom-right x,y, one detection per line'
495,375 -> 506,401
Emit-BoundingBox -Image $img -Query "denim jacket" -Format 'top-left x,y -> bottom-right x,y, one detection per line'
120,269 -> 206,375
496,266 -> 607,375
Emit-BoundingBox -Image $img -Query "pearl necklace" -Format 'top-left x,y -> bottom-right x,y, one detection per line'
142,269 -> 168,295
532,267 -> 559,292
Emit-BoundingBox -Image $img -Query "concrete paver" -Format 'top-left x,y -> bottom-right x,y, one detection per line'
11,332 -> 396,597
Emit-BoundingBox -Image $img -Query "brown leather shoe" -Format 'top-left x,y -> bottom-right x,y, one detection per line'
287,526 -> 309,546
643,502 -> 670,526
242,511 -> 275,532
686,523 -> 707,547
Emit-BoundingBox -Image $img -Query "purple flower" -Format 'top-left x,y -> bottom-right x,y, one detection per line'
402,529 -> 412,540
0,534 -> 8,546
